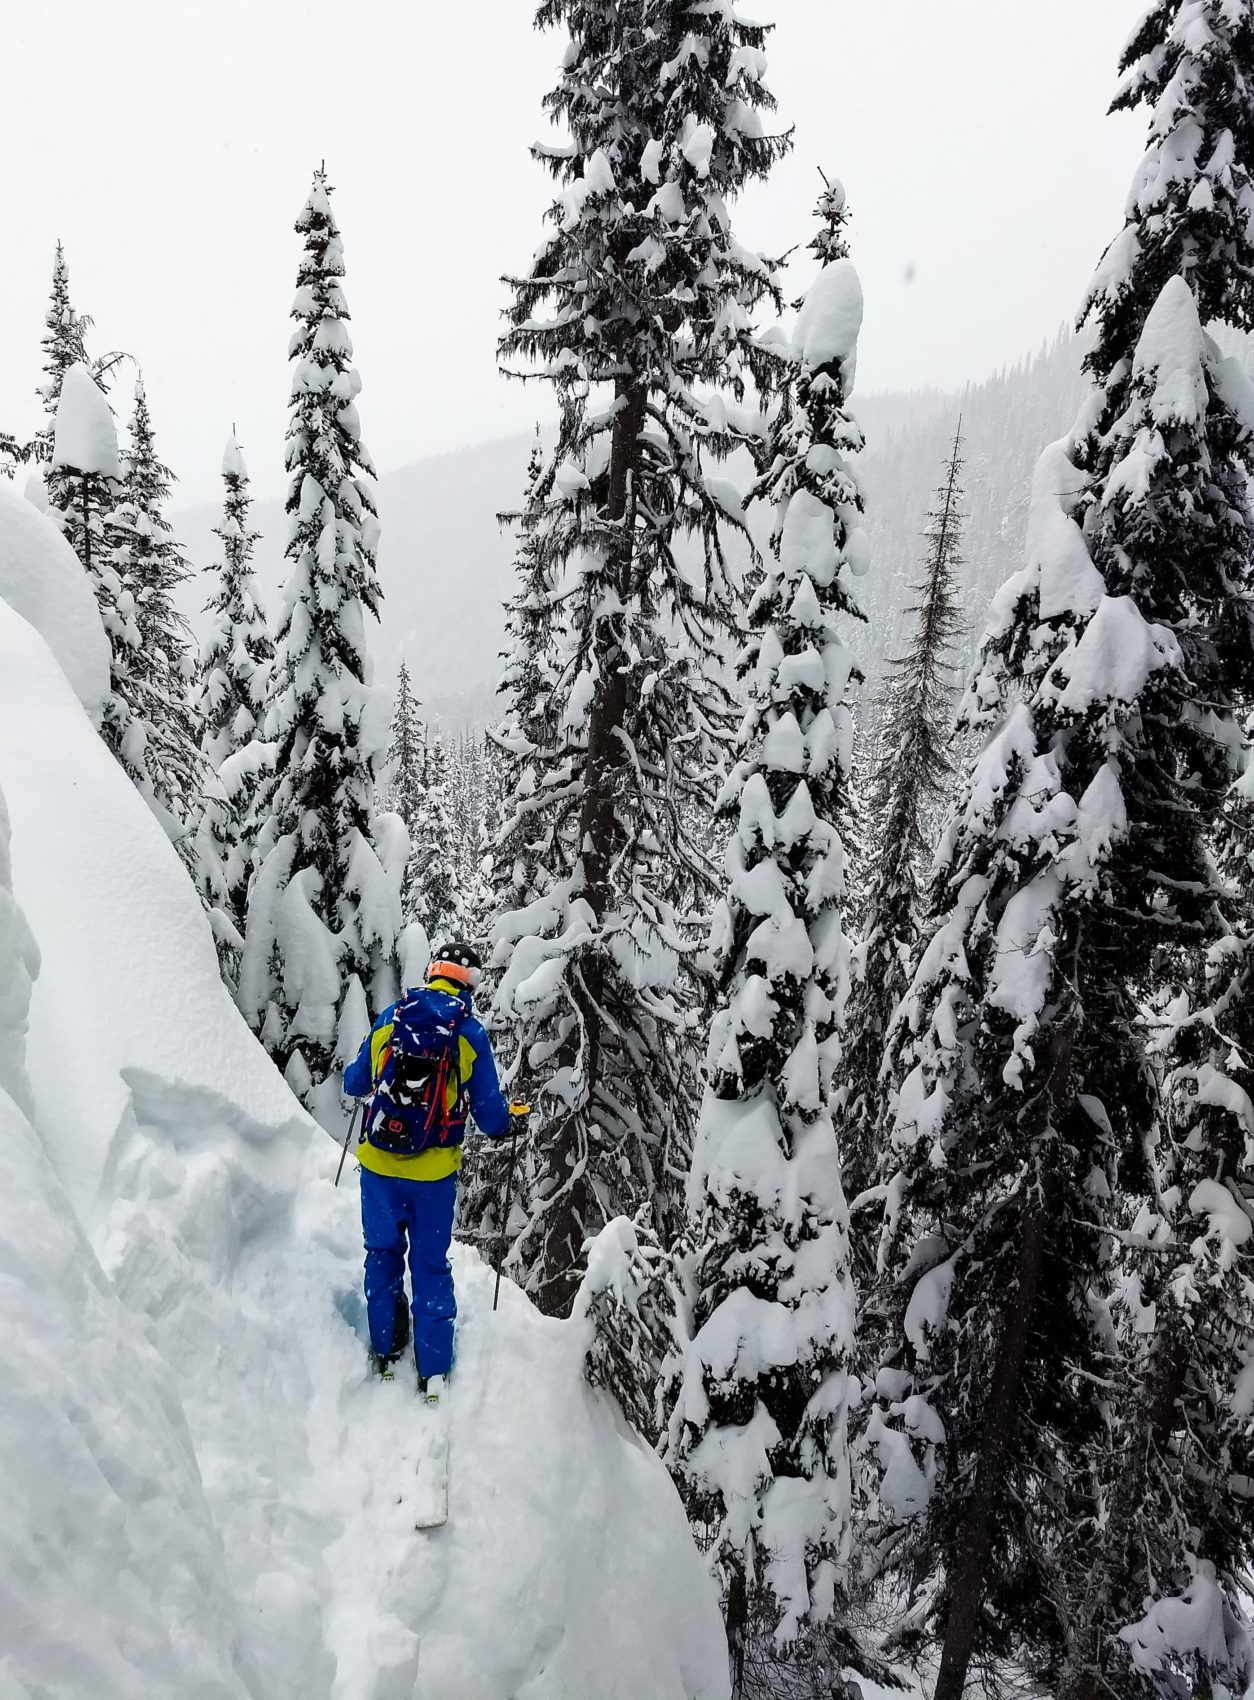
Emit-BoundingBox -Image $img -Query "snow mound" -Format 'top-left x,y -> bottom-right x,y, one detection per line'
52,360 -> 120,477
0,587 -> 725,1698
0,479 -> 110,719
793,257 -> 863,389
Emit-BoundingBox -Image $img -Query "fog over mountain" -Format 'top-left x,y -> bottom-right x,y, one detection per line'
175,332 -> 1087,734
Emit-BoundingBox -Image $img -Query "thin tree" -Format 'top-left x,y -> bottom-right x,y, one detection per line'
35,242 -> 92,484
195,431 -> 273,970
866,3 -> 1254,1691
666,181 -> 870,1691
839,424 -> 966,1215
105,377 -> 204,840
489,0 -> 790,1317
238,168 -> 402,1121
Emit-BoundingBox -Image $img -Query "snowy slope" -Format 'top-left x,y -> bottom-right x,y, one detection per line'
0,519 -> 727,1698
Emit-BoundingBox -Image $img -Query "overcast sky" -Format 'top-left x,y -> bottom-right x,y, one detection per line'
3,0 -> 1144,507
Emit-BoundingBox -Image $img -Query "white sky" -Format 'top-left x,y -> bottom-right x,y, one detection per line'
3,0 -> 1144,507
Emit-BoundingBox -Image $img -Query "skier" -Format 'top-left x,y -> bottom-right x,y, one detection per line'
343,941 -> 521,1389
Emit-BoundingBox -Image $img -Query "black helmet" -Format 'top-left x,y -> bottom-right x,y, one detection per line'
428,940 -> 483,990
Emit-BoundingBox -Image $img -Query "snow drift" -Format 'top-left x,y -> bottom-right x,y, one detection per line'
0,498 -> 727,1699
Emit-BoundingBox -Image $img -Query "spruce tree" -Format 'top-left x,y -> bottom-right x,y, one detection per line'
238,168 -> 402,1121
485,433 -> 562,924
462,436 -> 563,1258
489,0 -> 789,1317
105,378 -> 204,836
36,242 -> 92,483
195,432 -> 273,965
51,364 -> 145,777
867,8 -> 1254,1696
666,182 -> 869,1688
839,425 -> 965,1216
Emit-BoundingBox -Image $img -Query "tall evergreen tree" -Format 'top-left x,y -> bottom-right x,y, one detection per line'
51,364 -> 146,776
839,425 -> 965,1216
489,0 -> 790,1317
105,378 -> 204,837
867,8 -> 1254,1696
666,182 -> 869,1690
238,169 -> 402,1122
669,182 -> 863,1686
195,432 -> 273,966
36,242 -> 92,482
462,436 -> 564,1257
484,433 -> 563,925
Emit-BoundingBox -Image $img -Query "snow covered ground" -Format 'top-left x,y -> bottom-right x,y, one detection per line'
0,496 -> 727,1699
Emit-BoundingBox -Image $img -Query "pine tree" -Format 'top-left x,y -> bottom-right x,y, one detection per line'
867,8 -> 1254,1696
666,182 -> 869,1688
51,364 -> 147,778
461,437 -> 564,1258
484,433 -> 563,922
36,243 -> 92,483
402,726 -> 466,946
195,432 -> 273,967
104,378 -> 204,838
489,0 -> 790,1317
238,168 -> 402,1121
839,425 -> 966,1218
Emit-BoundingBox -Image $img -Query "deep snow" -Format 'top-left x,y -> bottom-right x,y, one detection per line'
0,511 -> 727,1699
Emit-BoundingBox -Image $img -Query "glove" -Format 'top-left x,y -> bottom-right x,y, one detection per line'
508,1102 -> 531,1137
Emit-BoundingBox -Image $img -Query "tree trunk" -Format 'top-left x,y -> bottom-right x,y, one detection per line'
535,378 -> 647,1315
933,979 -> 1080,1700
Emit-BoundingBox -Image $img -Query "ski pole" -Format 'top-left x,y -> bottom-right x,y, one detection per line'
335,1101 -> 363,1188
493,1104 -> 530,1312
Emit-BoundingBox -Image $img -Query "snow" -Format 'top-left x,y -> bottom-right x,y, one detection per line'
52,361 -> 121,478
1132,274 -> 1209,426
0,579 -> 725,1697
1044,594 -> 1181,716
793,258 -> 863,386
0,477 -> 109,720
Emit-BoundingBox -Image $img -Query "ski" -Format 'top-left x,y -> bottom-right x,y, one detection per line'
413,1374 -> 450,1530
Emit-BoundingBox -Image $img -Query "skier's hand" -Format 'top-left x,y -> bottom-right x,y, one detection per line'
508,1102 -> 531,1138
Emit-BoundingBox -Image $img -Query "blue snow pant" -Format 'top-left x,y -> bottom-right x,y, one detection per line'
360,1167 -> 459,1376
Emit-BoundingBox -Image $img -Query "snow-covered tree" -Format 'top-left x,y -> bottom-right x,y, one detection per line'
867,8 -> 1254,1696
489,0 -> 790,1318
461,438 -> 565,1258
238,169 -> 403,1122
384,664 -> 460,945
52,364 -> 146,778
104,378 -> 204,839
484,433 -> 563,921
839,425 -> 965,1218
35,242 -> 92,482
665,182 -> 868,1687
194,432 -> 273,968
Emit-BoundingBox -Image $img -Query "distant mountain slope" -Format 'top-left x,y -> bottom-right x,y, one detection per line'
175,336 -> 1087,733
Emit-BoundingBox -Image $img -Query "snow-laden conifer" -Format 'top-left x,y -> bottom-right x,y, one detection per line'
35,243 -> 92,483
490,0 -> 790,1317
666,183 -> 868,1687
194,433 -> 273,968
103,378 -> 204,839
384,664 -> 459,945
238,169 -> 403,1121
839,426 -> 965,1218
52,364 -> 145,781
868,8 -> 1254,1695
461,437 -> 565,1258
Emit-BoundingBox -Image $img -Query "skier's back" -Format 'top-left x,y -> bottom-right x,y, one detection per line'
343,941 -> 516,1386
